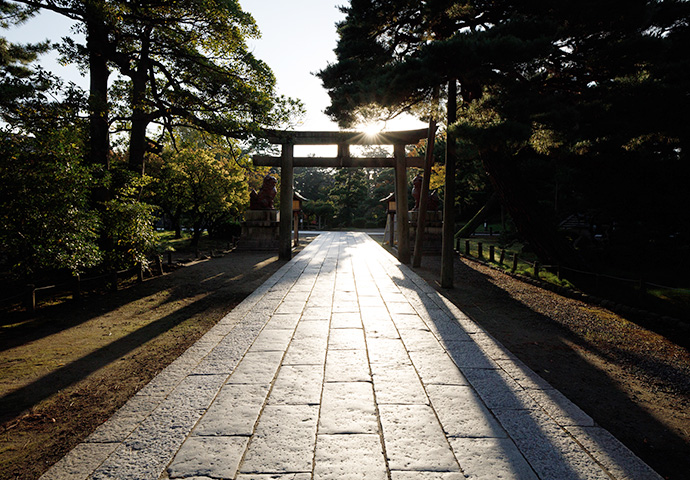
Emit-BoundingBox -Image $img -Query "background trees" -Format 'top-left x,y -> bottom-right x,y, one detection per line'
295,165 -> 400,230
0,125 -> 101,280
0,0 -> 299,285
148,131 -> 249,248
6,0 -> 301,169
319,0 -> 690,278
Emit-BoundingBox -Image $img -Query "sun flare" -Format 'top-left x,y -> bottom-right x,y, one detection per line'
360,122 -> 384,137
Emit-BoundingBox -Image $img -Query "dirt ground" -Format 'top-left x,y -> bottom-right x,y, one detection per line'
0,246 -> 303,480
1,236 -> 688,480
414,253 -> 690,480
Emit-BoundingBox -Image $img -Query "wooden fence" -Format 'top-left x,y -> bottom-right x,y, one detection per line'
0,249 -> 212,314
1,240 -> 240,314
1,257 -> 161,313
455,238 -> 682,293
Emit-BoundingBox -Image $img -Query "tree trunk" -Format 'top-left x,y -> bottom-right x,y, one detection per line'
173,208 -> 182,239
128,28 -> 152,175
394,143 -> 410,264
412,118 -> 437,268
84,3 -> 114,256
85,9 -> 110,169
190,221 -> 204,249
441,80 -> 458,288
456,192 -> 500,238
480,149 -> 588,270
166,206 -> 183,239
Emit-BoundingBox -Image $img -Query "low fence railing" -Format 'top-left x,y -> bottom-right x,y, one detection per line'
455,238 -> 683,293
0,246 -> 233,314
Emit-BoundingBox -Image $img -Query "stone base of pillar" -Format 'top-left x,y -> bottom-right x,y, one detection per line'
236,210 -> 280,251
409,210 -> 443,253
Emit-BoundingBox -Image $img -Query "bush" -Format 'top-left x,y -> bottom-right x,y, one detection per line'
102,195 -> 159,270
209,216 -> 242,240
352,217 -> 367,229
0,128 -> 102,280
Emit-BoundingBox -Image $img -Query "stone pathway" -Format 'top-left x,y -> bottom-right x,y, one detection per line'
40,232 -> 662,480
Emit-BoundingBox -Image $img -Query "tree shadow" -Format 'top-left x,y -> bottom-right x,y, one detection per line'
0,252 -> 285,426
408,255 -> 689,480
0,252 -> 281,353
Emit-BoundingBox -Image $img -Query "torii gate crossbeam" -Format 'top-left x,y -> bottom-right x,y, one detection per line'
253,129 -> 429,261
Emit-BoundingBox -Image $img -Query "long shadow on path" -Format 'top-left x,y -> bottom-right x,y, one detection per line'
411,254 -> 689,480
0,252 -> 286,426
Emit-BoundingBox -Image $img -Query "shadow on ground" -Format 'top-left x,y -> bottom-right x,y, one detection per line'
411,252 -> 689,480
0,246 -> 302,480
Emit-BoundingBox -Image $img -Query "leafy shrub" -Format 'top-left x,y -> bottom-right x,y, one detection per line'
101,174 -> 159,270
352,217 -> 367,228
209,215 -> 242,240
0,128 -> 102,279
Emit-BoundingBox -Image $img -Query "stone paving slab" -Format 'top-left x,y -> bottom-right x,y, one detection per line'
318,382 -> 378,434
40,232 -> 662,480
313,434 -> 387,479
324,348 -> 371,382
379,404 -> 461,473
191,384 -> 269,436
239,404 -> 319,474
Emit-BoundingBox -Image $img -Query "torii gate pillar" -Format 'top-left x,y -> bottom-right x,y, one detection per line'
253,128 -> 428,263
279,143 -> 294,260
394,143 -> 411,264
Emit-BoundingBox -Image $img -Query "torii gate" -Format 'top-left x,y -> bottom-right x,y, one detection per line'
253,129 -> 429,261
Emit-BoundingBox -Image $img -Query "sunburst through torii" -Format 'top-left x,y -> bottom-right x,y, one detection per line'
252,128 -> 430,261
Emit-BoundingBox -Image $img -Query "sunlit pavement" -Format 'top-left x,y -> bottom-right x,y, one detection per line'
41,232 -> 662,480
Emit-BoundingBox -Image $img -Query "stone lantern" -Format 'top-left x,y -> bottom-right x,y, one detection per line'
293,191 -> 308,247
380,192 -> 396,246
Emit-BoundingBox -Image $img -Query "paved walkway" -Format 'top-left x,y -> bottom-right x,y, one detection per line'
41,232 -> 662,480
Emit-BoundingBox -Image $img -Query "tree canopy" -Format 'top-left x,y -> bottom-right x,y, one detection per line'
0,0 -> 300,283
4,0 -> 302,170
319,0 -> 690,271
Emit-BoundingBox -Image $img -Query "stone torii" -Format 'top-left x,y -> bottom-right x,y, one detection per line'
252,129 -> 428,262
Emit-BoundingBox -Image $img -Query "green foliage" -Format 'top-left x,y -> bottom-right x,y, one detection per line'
107,0 -> 303,171
7,0 -> 303,172
0,38 -> 50,113
294,167 -> 335,203
296,165 -> 395,229
302,200 -> 336,228
102,186 -> 158,270
208,215 -> 242,240
0,126 -> 101,279
330,168 -> 369,227
321,0 -> 690,273
0,2 -> 48,113
148,132 -> 249,246
1,0 -> 303,286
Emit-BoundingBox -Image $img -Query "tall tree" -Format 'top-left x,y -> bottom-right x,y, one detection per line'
103,1 -> 301,174
149,130 -> 249,248
8,0 -> 302,172
0,119 -> 101,280
319,0 -> 689,269
0,1 -> 49,116
330,167 -> 370,227
294,167 -> 336,203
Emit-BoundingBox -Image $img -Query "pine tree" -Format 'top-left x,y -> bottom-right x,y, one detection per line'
319,0 -> 690,269
0,2 -> 49,115
8,0 -> 302,171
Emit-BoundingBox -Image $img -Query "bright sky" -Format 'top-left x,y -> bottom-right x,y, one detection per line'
4,1 -> 425,138
240,0 -> 345,131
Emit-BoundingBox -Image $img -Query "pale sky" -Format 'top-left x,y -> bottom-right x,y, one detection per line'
4,1 -> 425,137
240,0 -> 346,131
